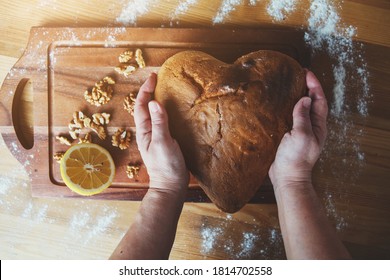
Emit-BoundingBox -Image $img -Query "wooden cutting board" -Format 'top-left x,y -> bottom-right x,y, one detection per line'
0,27 -> 309,202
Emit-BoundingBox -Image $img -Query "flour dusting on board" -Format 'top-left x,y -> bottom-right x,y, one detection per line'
116,0 -> 155,25
267,0 -> 297,21
303,0 -> 370,230
200,215 -> 284,259
304,0 -> 370,117
171,0 -> 200,19
68,205 -> 119,246
213,0 -> 242,24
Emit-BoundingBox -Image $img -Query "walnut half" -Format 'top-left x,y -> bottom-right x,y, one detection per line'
84,76 -> 115,107
135,48 -> 146,68
88,113 -> 110,140
112,128 -> 131,150
123,92 -> 137,115
56,135 -> 72,146
126,164 -> 140,179
115,48 -> 146,77
53,152 -> 65,163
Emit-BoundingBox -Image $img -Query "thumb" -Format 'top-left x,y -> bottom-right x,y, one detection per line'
292,97 -> 312,133
148,100 -> 171,143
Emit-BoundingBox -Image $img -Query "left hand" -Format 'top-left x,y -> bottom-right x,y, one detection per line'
134,73 -> 189,194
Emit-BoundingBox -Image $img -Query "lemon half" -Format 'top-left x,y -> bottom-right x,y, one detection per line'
60,143 -> 115,196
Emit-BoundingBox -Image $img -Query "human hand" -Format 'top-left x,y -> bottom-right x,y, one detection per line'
134,73 -> 189,195
269,70 -> 328,190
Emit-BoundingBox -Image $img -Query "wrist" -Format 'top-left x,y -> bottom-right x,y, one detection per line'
270,167 -> 313,191
273,180 -> 314,200
147,184 -> 187,203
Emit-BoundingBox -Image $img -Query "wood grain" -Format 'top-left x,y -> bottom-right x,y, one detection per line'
0,0 -> 389,260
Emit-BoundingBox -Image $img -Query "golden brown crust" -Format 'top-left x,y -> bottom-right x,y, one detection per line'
155,50 -> 306,213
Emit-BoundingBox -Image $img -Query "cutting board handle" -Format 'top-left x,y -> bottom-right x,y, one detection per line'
0,48 -> 40,169
12,78 -> 34,150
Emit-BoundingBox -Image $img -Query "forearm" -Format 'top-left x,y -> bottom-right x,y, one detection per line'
110,186 -> 186,260
274,183 -> 351,259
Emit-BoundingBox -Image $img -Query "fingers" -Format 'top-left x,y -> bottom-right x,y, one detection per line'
134,73 -> 157,150
305,70 -> 328,147
292,96 -> 312,134
305,70 -> 325,101
148,100 -> 172,143
306,70 -> 328,114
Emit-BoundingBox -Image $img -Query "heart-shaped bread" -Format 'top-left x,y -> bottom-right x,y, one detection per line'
154,50 -> 306,213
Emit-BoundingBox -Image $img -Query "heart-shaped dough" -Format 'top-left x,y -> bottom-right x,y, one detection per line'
155,50 -> 306,213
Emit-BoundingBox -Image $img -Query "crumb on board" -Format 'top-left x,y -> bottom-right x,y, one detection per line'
53,152 -> 65,163
126,164 -> 140,179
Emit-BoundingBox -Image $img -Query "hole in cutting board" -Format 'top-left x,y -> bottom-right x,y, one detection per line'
12,78 -> 34,149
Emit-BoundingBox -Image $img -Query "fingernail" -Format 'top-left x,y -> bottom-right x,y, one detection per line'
303,97 -> 312,109
149,101 -> 159,113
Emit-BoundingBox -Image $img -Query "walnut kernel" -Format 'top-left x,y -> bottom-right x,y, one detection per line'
126,164 -> 140,179
78,133 -> 92,144
112,128 -> 131,150
123,92 -> 137,115
84,76 -> 115,107
68,111 -> 88,139
119,50 -> 133,63
56,136 -> 72,146
114,65 -> 137,77
53,152 -> 65,163
114,48 -> 146,77
135,48 -> 146,68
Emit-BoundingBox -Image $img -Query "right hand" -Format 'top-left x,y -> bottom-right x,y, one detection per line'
134,73 -> 189,194
268,70 -> 328,190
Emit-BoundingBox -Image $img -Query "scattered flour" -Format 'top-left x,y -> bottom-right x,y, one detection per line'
304,0 -> 370,117
200,215 -> 284,259
85,209 -> 118,245
303,0 -> 371,231
116,0 -> 155,25
213,0 -> 242,24
0,177 -> 13,196
248,0 -> 259,6
237,232 -> 259,258
69,211 -> 90,231
67,205 -> 119,246
267,0 -> 297,21
171,0 -> 200,19
324,192 -> 348,231
201,225 -> 223,254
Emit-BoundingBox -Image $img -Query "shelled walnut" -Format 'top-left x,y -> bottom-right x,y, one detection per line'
53,152 -> 65,163
56,135 -> 72,146
126,164 -> 140,179
112,128 -> 131,150
123,92 -> 137,115
135,48 -> 146,68
118,50 -> 133,63
89,113 -> 110,140
68,111 -> 110,140
92,112 -> 110,125
114,65 -> 137,77
84,76 -> 115,107
68,111 -> 90,139
78,132 -> 92,144
114,48 -> 146,77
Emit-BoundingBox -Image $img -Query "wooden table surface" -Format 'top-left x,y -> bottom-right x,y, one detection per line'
1,0 -> 389,259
